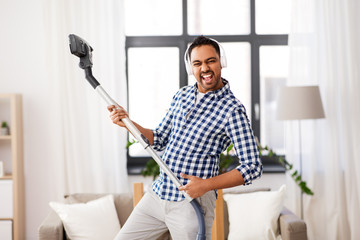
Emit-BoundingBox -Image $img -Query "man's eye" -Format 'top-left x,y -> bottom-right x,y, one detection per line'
193,63 -> 201,67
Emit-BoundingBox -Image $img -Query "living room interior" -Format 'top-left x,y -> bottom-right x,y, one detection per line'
0,0 -> 359,239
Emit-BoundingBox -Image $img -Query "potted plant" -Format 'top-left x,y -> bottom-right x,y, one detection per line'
257,143 -> 314,195
1,121 -> 9,136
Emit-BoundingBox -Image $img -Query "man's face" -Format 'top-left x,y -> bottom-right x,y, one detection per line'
190,45 -> 223,93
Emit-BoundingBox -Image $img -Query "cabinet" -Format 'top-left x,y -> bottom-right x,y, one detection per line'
0,94 -> 24,240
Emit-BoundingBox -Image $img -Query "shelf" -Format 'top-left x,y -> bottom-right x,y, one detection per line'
0,93 -> 24,240
0,175 -> 12,180
0,135 -> 11,140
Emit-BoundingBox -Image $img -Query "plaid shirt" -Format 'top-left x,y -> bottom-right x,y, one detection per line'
152,79 -> 262,201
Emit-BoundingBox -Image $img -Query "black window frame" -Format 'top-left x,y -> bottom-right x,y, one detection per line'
125,0 -> 288,174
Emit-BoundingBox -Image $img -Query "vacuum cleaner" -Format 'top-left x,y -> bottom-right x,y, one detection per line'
68,34 -> 206,240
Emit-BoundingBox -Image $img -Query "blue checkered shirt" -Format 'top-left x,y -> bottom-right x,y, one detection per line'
151,79 -> 262,201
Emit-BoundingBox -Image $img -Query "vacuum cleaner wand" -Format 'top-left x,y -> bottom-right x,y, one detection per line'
68,34 -> 206,240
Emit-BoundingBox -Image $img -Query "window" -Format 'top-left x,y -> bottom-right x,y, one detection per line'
187,0 -> 250,35
125,0 -> 289,174
127,47 -> 180,157
260,46 -> 289,155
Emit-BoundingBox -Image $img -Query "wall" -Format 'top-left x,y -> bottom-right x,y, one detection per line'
0,0 -> 65,239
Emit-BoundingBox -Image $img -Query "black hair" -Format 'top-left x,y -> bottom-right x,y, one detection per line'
187,36 -> 221,61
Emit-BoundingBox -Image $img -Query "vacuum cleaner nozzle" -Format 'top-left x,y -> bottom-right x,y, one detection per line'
69,34 -> 93,69
69,34 -> 92,57
68,34 -> 99,88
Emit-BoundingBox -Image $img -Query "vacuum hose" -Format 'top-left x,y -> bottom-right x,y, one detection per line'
68,34 -> 206,240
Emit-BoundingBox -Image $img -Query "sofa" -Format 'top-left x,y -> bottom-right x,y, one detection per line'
38,183 -> 307,240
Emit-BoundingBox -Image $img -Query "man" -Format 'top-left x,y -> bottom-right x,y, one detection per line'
109,36 -> 262,240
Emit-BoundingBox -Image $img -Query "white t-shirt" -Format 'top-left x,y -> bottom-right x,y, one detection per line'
186,92 -> 206,120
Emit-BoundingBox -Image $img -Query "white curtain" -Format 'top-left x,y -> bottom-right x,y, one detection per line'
42,0 -> 129,194
287,0 -> 360,239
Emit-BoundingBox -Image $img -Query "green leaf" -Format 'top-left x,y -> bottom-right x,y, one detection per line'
226,144 -> 234,154
256,142 -> 315,196
141,159 -> 160,180
126,140 -> 137,149
268,149 -> 274,157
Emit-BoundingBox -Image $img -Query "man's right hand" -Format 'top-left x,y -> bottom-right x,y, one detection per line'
107,105 -> 129,128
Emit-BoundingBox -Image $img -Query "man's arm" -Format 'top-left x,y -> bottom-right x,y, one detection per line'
179,107 -> 262,199
107,105 -> 154,144
179,169 -> 244,199
131,121 -> 154,145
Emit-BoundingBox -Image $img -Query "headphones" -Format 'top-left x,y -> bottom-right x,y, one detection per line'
184,38 -> 227,76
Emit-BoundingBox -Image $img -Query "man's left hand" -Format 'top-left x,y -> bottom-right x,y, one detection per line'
178,173 -> 210,199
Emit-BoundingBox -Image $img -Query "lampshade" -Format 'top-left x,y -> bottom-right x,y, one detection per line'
277,86 -> 325,120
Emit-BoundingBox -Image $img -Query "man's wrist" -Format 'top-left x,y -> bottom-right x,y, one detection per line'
204,177 -> 215,192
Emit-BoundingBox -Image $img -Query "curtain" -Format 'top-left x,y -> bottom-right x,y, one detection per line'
42,0 -> 129,194
287,0 -> 360,239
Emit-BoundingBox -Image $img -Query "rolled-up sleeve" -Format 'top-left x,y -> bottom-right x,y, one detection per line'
152,92 -> 178,152
225,107 -> 263,185
152,115 -> 172,152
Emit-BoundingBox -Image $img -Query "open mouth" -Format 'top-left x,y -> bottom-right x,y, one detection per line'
201,73 -> 213,84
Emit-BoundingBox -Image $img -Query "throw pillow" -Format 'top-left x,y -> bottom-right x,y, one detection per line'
49,194 -> 120,240
223,185 -> 286,240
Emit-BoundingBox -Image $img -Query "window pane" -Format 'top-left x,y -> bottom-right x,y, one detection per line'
187,0 -> 250,35
221,43 -> 251,118
260,46 -> 289,154
128,47 -> 180,156
124,0 -> 182,36
256,0 -> 291,34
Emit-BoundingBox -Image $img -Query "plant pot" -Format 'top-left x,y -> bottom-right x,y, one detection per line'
0,127 -> 9,136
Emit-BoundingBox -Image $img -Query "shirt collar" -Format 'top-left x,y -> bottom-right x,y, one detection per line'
194,78 -> 230,100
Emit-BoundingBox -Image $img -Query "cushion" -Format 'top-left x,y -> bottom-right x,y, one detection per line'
49,194 -> 121,240
223,185 -> 286,240
64,192 -> 134,227
222,187 -> 271,237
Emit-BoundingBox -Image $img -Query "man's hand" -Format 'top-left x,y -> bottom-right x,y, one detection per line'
107,105 -> 129,128
179,169 -> 245,199
178,173 -> 210,199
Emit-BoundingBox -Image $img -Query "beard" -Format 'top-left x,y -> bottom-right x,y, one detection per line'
196,71 -> 223,93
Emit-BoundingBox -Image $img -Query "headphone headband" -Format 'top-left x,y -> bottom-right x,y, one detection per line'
184,38 -> 227,76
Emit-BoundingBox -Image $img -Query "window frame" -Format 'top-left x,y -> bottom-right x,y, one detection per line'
125,0 -> 288,174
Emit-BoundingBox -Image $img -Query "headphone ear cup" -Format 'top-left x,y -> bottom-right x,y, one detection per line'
221,55 -> 227,68
184,50 -> 193,75
185,60 -> 193,75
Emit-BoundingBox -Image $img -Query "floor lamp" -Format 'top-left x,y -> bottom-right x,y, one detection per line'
276,86 -> 325,219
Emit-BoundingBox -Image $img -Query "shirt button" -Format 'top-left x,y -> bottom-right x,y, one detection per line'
182,126 -> 186,129
174,142 -> 177,146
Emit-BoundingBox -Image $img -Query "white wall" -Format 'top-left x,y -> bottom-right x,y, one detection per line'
0,0 -> 65,239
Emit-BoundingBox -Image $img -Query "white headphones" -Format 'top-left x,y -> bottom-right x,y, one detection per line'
184,38 -> 227,76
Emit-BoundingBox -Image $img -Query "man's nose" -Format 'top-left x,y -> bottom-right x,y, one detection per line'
201,63 -> 210,72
